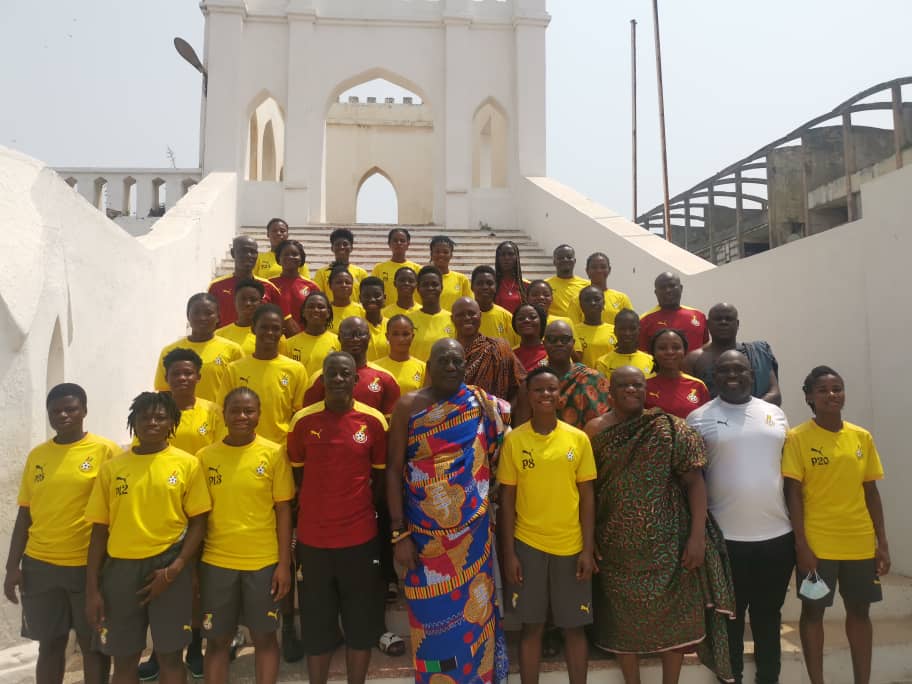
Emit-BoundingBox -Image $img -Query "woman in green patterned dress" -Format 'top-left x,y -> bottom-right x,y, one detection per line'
583,366 -> 735,683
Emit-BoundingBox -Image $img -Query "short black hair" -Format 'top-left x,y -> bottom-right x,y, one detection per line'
266,217 -> 287,232
512,303 -> 547,338
387,314 -> 414,330
471,264 -> 496,285
127,391 -> 180,438
163,348 -> 203,373
186,292 -> 218,318
301,291 -> 333,328
649,328 -> 689,358
613,308 -> 639,325
251,303 -> 284,328
273,238 -> 306,262
360,276 -> 384,291
429,235 -> 455,252
223,386 -> 260,412
234,278 -> 265,297
417,265 -> 443,283
330,228 -> 354,245
586,252 -> 610,269
394,266 -> 417,282
802,365 -> 842,395
527,279 -> 553,295
328,265 -> 352,286
46,383 -> 87,410
387,228 -> 411,244
526,365 -> 559,388
553,244 -> 574,256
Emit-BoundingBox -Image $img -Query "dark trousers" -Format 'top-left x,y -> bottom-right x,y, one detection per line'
725,532 -> 795,684
376,504 -> 397,585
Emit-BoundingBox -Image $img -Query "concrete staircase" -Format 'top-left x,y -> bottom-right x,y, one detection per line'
215,223 -> 556,280
56,575 -> 912,683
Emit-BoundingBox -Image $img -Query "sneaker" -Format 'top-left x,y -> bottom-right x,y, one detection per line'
229,628 -> 246,661
282,630 -> 305,663
137,656 -> 159,681
185,649 -> 204,679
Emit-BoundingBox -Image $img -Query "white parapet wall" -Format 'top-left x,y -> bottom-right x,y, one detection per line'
0,147 -> 236,646
520,168 -> 912,576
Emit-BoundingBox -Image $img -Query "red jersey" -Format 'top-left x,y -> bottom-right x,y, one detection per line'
513,344 -> 548,373
208,274 -> 280,326
303,362 -> 400,415
270,275 -> 320,325
287,402 -> 387,548
644,373 -> 710,419
638,305 -> 708,354
494,278 -> 527,314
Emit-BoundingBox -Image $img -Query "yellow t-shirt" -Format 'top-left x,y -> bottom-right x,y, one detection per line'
547,314 -> 574,328
545,276 -> 589,318
568,288 -> 634,325
382,302 -> 419,319
595,350 -> 654,380
216,323 -> 288,357
480,305 -> 520,347
254,251 -> 312,280
373,356 -> 427,394
439,271 -> 473,311
497,421 -> 597,556
18,434 -> 119,566
367,317 -> 390,362
314,264 -> 369,300
782,420 -> 884,560
198,435 -> 295,570
285,330 -> 340,377
409,309 -> 455,362
173,398 -> 224,455
84,446 -> 212,559
225,356 -> 308,443
153,336 -> 243,403
329,302 -> 366,334
573,322 -> 617,369
372,259 -> 422,306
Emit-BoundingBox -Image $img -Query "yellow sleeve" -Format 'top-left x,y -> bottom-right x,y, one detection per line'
575,433 -> 597,482
863,432 -> 885,481
595,355 -> 609,377
272,448 -> 296,502
461,274 -> 472,297
182,458 -> 213,517
781,431 -> 804,481
16,451 -> 34,507
496,432 -> 520,485
84,464 -> 111,525
153,347 -> 168,391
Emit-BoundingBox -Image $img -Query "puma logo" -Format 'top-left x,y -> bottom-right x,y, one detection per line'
580,603 -> 591,614
309,429 -> 322,438
239,376 -> 250,384
207,466 -> 222,485
810,447 -> 825,456
716,419 -> 729,426
266,610 -> 279,620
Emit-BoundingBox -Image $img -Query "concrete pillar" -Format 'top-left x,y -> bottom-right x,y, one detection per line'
514,7 -> 549,178
201,1 -> 245,175
106,175 -> 125,214
137,179 -> 155,218
285,6 -> 320,225
76,176 -> 96,206
444,13 -> 471,229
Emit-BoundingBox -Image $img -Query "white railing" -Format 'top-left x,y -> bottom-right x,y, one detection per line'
53,167 -> 202,218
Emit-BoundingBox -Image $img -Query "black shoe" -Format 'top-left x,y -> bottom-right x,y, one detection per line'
185,649 -> 204,679
138,656 -> 160,681
282,631 -> 305,663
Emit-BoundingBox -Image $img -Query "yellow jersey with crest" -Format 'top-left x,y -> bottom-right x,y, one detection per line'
568,288 -> 634,325
409,309 -> 455,362
367,317 -> 391,362
439,270 -> 472,311
545,275 -> 589,318
198,435 -> 295,570
573,322 -> 617,369
285,330 -> 340,377
225,356 -> 308,443
153,336 -> 243,403
254,250 -> 311,280
480,304 -> 520,347
18,434 -> 119,566
371,259 -> 422,306
84,445 -> 212,559
372,356 -> 427,394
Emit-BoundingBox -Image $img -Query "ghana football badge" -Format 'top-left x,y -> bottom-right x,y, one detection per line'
79,457 -> 94,472
368,377 -> 382,393
255,460 -> 268,476
856,447 -> 863,460
280,374 -> 290,387
167,471 -> 179,486
202,613 -> 213,631
413,371 -> 422,383
198,423 -> 209,436
686,388 -> 699,403
566,448 -> 575,462
691,314 -> 700,327
353,424 -> 368,444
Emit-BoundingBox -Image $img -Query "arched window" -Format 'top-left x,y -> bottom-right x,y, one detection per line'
472,100 -> 508,189
356,169 -> 398,224
246,95 -> 285,182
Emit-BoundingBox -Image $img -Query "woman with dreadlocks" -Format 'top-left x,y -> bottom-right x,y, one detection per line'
494,240 -> 529,314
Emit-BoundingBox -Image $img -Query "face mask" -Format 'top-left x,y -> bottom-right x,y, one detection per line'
798,571 -> 830,601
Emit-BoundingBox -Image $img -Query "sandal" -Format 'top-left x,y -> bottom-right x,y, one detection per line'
378,631 -> 406,657
541,627 -> 562,658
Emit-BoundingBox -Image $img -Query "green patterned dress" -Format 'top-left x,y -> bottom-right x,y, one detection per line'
591,409 -> 735,681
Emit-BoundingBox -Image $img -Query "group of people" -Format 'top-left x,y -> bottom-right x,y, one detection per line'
5,219 -> 891,684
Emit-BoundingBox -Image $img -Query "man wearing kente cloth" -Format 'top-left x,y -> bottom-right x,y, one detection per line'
387,339 -> 511,683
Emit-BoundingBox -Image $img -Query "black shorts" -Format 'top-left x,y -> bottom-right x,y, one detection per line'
20,555 -> 92,643
99,544 -> 193,657
296,538 -> 384,653
506,539 -> 593,629
199,562 -> 280,638
796,558 -> 883,607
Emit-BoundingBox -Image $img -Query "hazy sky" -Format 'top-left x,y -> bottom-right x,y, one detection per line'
2,1 -> 910,222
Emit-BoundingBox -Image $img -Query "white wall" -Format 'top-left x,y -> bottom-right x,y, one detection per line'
0,147 -> 237,645
519,168 -> 912,574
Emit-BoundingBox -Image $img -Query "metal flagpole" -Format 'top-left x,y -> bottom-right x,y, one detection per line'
651,0 -> 671,240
